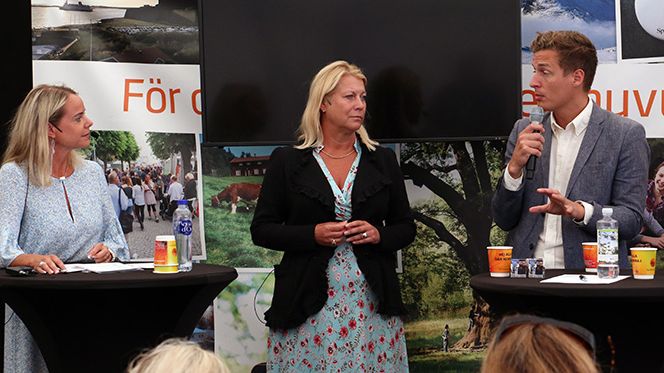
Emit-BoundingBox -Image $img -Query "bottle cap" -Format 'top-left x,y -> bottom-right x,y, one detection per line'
177,199 -> 188,205
601,207 -> 613,215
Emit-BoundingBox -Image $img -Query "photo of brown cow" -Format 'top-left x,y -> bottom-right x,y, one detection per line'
201,145 -> 282,268
211,182 -> 261,214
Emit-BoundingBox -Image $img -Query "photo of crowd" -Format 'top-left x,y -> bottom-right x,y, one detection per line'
87,129 -> 203,259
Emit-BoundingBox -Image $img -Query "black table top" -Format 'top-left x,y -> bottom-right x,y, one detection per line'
0,263 -> 237,290
0,263 -> 238,373
471,269 -> 664,299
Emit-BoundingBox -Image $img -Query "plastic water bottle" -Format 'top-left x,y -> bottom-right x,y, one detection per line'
597,208 -> 619,279
173,200 -> 193,272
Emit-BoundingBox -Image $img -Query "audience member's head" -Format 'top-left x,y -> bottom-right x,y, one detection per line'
185,172 -> 195,181
121,175 -> 133,187
481,314 -> 598,373
108,171 -> 119,185
126,338 -> 229,373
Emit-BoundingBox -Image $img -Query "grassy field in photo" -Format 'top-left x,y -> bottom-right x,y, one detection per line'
406,315 -> 484,373
202,175 -> 282,268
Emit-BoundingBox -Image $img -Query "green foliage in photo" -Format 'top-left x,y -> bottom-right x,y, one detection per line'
202,174 -> 282,268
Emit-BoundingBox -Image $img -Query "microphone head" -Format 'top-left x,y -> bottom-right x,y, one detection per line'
530,106 -> 544,124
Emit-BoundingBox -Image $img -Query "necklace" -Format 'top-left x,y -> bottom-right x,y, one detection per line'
320,148 -> 356,159
52,163 -> 70,179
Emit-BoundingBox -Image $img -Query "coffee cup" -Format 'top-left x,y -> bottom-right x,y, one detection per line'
487,246 -> 513,277
154,235 -> 178,274
630,247 -> 657,280
582,242 -> 598,273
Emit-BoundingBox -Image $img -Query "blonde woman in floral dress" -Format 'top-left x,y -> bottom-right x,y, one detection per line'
251,61 -> 415,372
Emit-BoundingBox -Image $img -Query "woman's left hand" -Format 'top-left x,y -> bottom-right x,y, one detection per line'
344,220 -> 381,245
87,243 -> 114,263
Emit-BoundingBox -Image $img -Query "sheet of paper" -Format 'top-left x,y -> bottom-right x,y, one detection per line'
125,263 -> 154,270
62,264 -> 84,273
63,263 -> 144,274
540,274 -> 630,285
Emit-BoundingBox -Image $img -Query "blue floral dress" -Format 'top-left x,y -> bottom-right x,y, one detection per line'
267,143 -> 409,372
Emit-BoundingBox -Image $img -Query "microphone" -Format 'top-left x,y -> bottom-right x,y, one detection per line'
525,106 -> 544,180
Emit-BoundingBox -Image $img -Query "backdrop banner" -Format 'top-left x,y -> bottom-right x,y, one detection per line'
523,64 -> 664,136
33,60 -> 206,261
33,61 -> 202,133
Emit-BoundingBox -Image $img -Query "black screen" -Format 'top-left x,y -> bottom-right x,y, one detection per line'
199,0 -> 521,145
2,1 -> 32,150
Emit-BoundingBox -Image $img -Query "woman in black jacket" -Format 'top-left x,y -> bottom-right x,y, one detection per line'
251,60 -> 415,372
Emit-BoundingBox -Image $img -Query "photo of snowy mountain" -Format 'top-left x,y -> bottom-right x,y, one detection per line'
521,0 -> 617,63
616,0 -> 664,63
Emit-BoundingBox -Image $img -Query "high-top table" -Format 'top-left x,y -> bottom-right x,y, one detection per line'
471,269 -> 663,372
0,263 -> 237,373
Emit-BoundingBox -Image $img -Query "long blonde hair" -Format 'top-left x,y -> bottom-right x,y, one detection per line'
3,84 -> 83,186
295,60 -> 379,151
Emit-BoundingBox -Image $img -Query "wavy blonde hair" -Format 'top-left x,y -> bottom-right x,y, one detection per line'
3,84 -> 83,186
126,338 -> 230,373
295,60 -> 379,151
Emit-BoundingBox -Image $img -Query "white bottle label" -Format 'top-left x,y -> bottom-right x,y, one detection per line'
597,228 -> 619,264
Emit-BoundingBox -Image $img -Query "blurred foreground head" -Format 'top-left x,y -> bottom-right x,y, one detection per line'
126,338 -> 230,373
481,314 -> 599,373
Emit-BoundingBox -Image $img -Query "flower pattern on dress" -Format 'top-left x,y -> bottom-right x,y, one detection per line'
267,142 -> 408,372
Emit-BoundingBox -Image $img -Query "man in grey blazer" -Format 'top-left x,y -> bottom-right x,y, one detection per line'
492,31 -> 649,269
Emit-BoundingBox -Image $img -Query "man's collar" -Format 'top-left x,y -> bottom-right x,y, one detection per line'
550,98 -> 593,136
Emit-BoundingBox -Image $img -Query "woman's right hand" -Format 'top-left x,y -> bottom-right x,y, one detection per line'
10,254 -> 66,275
315,221 -> 347,247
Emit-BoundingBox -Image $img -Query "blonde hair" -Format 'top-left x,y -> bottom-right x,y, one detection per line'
295,60 -> 379,151
126,338 -> 230,373
482,319 -> 599,373
3,84 -> 83,187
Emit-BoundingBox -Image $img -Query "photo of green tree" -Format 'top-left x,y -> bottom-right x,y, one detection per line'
399,140 -> 507,372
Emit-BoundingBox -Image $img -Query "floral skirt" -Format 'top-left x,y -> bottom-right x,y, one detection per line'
267,243 -> 408,372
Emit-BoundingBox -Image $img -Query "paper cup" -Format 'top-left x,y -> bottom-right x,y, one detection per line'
154,235 -> 179,274
582,242 -> 598,273
630,247 -> 657,280
487,246 -> 513,277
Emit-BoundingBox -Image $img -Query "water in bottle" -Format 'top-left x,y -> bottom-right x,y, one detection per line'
597,207 -> 619,279
173,199 -> 193,272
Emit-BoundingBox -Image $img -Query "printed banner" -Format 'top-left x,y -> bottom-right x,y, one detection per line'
33,61 -> 202,133
33,60 -> 206,260
522,64 -> 664,137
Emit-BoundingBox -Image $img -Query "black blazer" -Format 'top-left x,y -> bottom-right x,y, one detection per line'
251,144 -> 416,330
